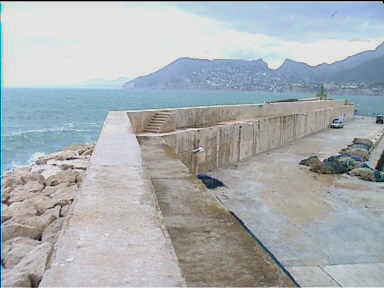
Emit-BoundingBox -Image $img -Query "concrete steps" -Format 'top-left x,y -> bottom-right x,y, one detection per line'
144,111 -> 173,133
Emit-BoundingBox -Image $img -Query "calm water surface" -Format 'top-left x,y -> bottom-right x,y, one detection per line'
2,88 -> 383,170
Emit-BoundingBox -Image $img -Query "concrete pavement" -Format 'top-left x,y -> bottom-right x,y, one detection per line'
210,116 -> 384,287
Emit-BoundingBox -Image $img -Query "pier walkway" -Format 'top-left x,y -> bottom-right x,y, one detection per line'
40,112 -> 185,287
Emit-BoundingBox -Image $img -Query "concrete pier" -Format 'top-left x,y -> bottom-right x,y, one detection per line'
41,112 -> 185,287
40,99 -> 384,287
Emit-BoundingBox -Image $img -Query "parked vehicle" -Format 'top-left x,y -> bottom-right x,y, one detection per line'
376,114 -> 384,124
330,118 -> 344,128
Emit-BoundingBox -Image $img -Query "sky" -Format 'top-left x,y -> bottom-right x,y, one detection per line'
2,1 -> 384,87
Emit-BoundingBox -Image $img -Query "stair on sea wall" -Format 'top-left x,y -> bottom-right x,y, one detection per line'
144,111 -> 173,133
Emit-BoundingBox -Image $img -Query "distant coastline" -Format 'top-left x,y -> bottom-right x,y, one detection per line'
4,86 -> 383,97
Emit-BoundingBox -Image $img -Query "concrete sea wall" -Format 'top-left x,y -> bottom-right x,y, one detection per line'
128,99 -> 355,173
40,111 -> 185,287
128,98 -> 353,133
33,99 -> 355,286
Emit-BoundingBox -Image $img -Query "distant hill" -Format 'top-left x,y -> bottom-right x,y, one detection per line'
275,59 -> 317,83
123,42 -> 384,91
122,57 -> 274,90
332,55 -> 384,84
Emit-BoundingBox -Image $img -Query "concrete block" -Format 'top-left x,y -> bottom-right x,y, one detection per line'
323,263 -> 384,287
176,129 -> 197,154
175,108 -> 196,129
239,122 -> 254,161
196,128 -> 219,172
194,107 -> 218,128
287,266 -> 341,287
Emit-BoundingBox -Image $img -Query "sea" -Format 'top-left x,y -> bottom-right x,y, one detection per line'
2,88 -> 383,172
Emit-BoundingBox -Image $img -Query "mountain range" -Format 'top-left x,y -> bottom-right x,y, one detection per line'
122,42 -> 384,92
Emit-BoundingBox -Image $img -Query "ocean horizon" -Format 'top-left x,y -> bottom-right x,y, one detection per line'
2,87 -> 383,171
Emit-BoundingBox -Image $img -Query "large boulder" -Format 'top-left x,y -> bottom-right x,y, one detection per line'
2,169 -> 32,191
65,159 -> 88,170
81,148 -> 93,157
348,143 -> 371,151
2,187 -> 11,204
5,170 -> 45,186
75,171 -> 85,187
64,144 -> 92,154
11,210 -> 58,239
310,157 -> 346,174
333,155 -> 363,170
40,182 -> 71,197
7,201 -> 38,219
2,223 -> 41,242
54,150 -> 79,161
2,204 -> 12,223
9,242 -> 53,287
1,269 -> 32,287
49,159 -> 88,171
45,170 -> 80,186
59,204 -> 71,217
353,138 -> 373,149
20,172 -> 45,186
310,155 -> 362,174
349,168 -> 376,181
42,218 -> 65,244
2,237 -> 41,269
23,195 -> 57,215
373,170 -> 384,182
340,147 -> 370,161
40,165 -> 63,180
35,153 -> 57,165
3,175 -> 18,190
8,186 -> 33,204
25,181 -> 45,194
49,185 -> 77,206
299,155 -> 321,167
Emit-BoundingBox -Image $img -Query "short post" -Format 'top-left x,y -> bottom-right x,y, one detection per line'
192,147 -> 205,175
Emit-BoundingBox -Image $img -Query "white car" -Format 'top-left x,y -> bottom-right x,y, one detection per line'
330,118 -> 344,128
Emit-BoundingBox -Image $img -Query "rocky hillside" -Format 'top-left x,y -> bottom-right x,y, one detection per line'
332,55 -> 384,83
123,41 -> 384,91
1,144 -> 94,287
123,57 -> 277,91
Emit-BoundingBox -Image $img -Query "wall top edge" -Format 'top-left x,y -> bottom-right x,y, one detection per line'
125,98 -> 343,114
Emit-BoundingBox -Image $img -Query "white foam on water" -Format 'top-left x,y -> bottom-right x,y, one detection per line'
5,127 -> 92,137
28,151 -> 47,164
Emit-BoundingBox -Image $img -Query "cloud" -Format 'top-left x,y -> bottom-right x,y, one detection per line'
175,2 -> 384,42
3,2 -> 384,87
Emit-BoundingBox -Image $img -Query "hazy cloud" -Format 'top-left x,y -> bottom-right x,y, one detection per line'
175,2 -> 384,42
2,1 -> 384,87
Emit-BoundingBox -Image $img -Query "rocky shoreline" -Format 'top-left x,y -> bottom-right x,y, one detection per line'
1,143 -> 95,287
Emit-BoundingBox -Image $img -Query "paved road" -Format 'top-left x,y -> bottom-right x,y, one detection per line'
210,116 -> 384,287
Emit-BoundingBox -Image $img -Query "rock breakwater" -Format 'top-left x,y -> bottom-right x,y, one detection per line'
1,144 -> 95,287
300,133 -> 384,182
